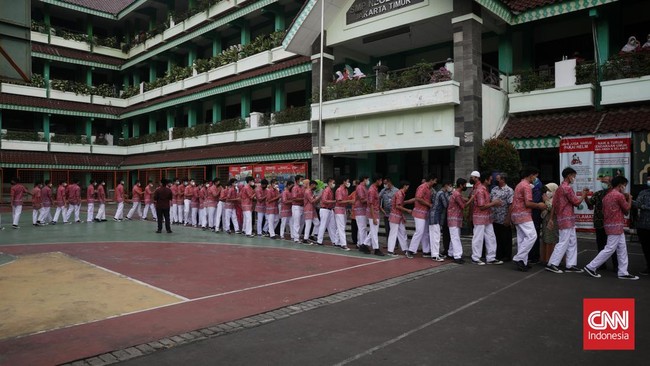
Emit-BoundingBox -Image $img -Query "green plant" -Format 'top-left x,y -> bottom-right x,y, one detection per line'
430,66 -> 452,83
51,134 -> 86,144
324,78 -> 374,100
121,85 -> 140,99
269,30 -> 286,48
602,51 -> 650,81
2,130 -> 42,141
97,35 -> 119,48
194,58 -> 212,73
94,136 -> 109,145
478,138 -> 522,182
514,69 -> 554,93
31,74 -> 45,88
575,62 -> 597,85
94,84 -> 117,97
273,106 -> 310,124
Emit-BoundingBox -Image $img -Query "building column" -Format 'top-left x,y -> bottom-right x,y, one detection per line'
132,119 -> 140,138
132,72 -> 140,87
188,104 -> 198,127
86,67 -> 93,86
240,23 -> 250,45
520,25 -> 533,70
212,97 -> 222,123
85,118 -> 92,144
498,31 -> 513,74
188,47 -> 197,67
452,1 -> 483,178
44,61 -> 51,97
123,74 -> 129,88
310,34 -> 335,180
43,114 -> 50,143
149,63 -> 157,82
240,89 -> 251,119
149,114 -> 157,134
590,9 -> 610,65
44,4 -> 51,42
122,121 -> 130,139
212,35 -> 222,57
166,110 -> 175,130
274,12 -> 285,31
273,82 -> 285,112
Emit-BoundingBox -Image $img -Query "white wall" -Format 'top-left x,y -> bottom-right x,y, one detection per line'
482,84 -> 508,140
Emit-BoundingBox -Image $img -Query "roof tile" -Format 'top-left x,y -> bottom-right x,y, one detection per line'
58,0 -> 137,15
501,0 -> 560,13
33,43 -> 123,66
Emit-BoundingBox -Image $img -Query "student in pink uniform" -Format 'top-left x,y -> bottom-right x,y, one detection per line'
10,177 -> 29,229
64,178 -> 81,223
170,179 -> 179,224
189,180 -> 200,227
39,180 -> 53,225
224,178 -> 241,234
199,181 -> 208,229
279,181 -> 295,240
406,175 -> 437,258
126,180 -> 144,220
546,167 -> 589,274
114,180 -> 125,221
266,179 -> 281,239
291,175 -> 305,243
52,180 -> 68,224
363,175 -> 385,256
387,181 -> 415,256
334,177 -> 354,251
96,180 -> 107,222
317,177 -> 339,246
206,179 -> 217,230
142,180 -> 158,221
215,179 -> 227,232
303,179 -> 321,243
255,179 -> 268,236
241,176 -> 256,237
511,167 -> 548,272
31,181 -> 43,226
447,178 -> 474,263
584,176 -> 639,280
181,179 -> 191,225
470,172 -> 503,265
354,176 -> 370,250
86,179 -> 96,223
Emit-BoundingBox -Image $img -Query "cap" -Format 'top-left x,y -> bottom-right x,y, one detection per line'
470,171 -> 480,178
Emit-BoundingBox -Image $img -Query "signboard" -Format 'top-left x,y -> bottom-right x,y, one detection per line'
560,133 -> 632,231
228,163 -> 308,191
347,0 -> 424,25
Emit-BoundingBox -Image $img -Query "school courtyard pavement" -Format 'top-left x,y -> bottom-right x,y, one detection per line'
0,210 -> 648,365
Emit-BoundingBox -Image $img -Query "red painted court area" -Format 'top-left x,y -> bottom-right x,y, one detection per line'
0,242 -> 440,365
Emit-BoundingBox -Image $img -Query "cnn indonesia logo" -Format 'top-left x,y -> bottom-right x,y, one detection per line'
583,298 -> 635,350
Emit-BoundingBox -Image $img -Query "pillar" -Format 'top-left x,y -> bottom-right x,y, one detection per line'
86,16 -> 93,39
166,110 -> 175,130
132,72 -> 140,87
188,104 -> 198,127
310,34 -> 335,180
498,31 -> 513,74
273,82 -> 285,112
520,25 -> 533,70
149,63 -> 157,82
123,74 -> 129,88
85,118 -> 92,144
240,23 -> 250,45
240,89 -> 251,119
149,114 -> 156,134
188,47 -> 197,67
167,58 -> 173,73
122,121 -> 130,139
86,67 -> 93,86
274,12 -> 285,31
132,119 -> 140,138
451,1 -> 483,178
212,36 -> 222,57
43,114 -> 50,143
212,97 -> 222,123
590,9 -> 610,65
44,61 -> 51,97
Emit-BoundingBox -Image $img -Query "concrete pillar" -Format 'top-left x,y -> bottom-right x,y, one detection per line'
43,114 -> 50,143
590,9 -> 610,65
166,110 -> 175,130
274,12 -> 285,31
123,74 -> 129,88
149,63 -> 157,82
188,104 -> 197,127
310,34 -> 334,180
212,36 -> 222,57
149,114 -> 156,134
44,61 -> 51,97
122,121 -> 130,139
212,97 -> 222,123
132,119 -> 140,138
86,67 -> 93,86
188,47 -> 197,67
85,118 -> 92,144
452,1 -> 483,178
240,89 -> 251,119
273,82 -> 285,112
240,23 -> 250,45
498,31 -> 513,74
133,72 -> 140,86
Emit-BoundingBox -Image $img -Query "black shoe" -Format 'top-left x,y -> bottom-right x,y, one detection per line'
166,230 -> 173,233
374,249 -> 385,256
359,245 -> 371,254
640,268 -> 649,276
405,251 -> 414,259
155,230 -> 161,233
516,260 -> 528,272
454,258 -> 465,264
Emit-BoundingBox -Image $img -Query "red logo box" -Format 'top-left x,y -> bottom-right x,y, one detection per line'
583,298 -> 635,350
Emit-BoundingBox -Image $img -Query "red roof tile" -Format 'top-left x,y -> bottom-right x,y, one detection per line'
33,43 -> 124,66
121,134 -> 312,166
58,0 -> 138,15
0,93 -> 121,116
0,150 -> 123,167
500,105 -> 650,139
501,0 -> 560,13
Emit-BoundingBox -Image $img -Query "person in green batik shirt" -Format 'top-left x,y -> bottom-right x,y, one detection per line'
586,176 -> 617,271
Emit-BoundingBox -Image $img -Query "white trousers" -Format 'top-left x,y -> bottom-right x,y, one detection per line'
12,205 -> 23,226
177,204 -> 184,224
255,211 -> 265,235
97,203 -> 106,220
408,218 -> 431,254
115,202 -> 125,220
87,202 -> 95,222
291,206 -> 304,241
267,214 -> 277,237
449,226 -> 463,259
207,206 -> 216,228
191,207 -> 198,226
38,207 -> 52,223
183,199 -> 191,224
215,202 -> 224,231
586,233 -> 630,276
65,204 -> 80,222
388,222 -> 408,253
317,208 -> 338,245
429,224 -> 442,257
355,215 -> 368,246
53,206 -> 65,223
513,221 -> 537,265
549,228 -> 578,268
127,202 -> 142,219
363,217 -> 380,249
171,204 -> 178,223
280,216 -> 292,238
472,224 -> 497,262
335,213 -> 349,247
199,208 -> 207,228
242,210 -> 253,235
32,209 -> 39,225
304,217 -> 320,240
143,203 -> 157,220
224,208 -> 239,232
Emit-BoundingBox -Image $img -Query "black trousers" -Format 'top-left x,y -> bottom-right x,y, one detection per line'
441,224 -> 450,255
637,228 -> 650,270
157,208 -> 171,232
383,216 -> 391,244
596,227 -> 618,270
351,217 -> 358,244
494,222 -> 513,261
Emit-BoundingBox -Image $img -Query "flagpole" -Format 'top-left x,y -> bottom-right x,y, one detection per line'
317,0 -> 324,180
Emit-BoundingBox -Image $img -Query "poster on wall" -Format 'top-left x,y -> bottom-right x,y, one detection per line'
559,133 -> 632,231
228,163 -> 308,190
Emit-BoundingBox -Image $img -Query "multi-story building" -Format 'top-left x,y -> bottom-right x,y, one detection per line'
1,0 -> 649,199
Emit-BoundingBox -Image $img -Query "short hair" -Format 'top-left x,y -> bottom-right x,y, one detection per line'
294,175 -> 303,182
562,167 -> 577,178
399,180 -> 410,188
520,167 -> 539,179
425,174 -> 438,182
456,178 -> 467,187
148,179 -> 153,184
611,175 -> 628,188
442,181 -> 453,186
479,171 -> 491,183
59,180 -> 66,185
372,174 -> 383,182
135,180 -> 141,184
261,179 -> 269,186
161,178 -> 169,185
285,180 -> 295,187
245,176 -> 254,183
327,177 -> 335,184
270,179 -> 278,184
89,179 -> 95,184
309,180 -> 317,186
35,180 -> 42,185
45,179 -> 50,185
228,178 -> 237,186
359,175 -> 369,181
384,177 -> 392,183
337,176 -> 349,186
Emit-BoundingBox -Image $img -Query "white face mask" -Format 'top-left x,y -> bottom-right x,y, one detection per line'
546,191 -> 554,199
250,181 -> 255,186
274,184 -> 279,189
299,182 -> 304,186
330,183 -> 336,189
601,182 -> 609,190
383,184 -> 387,189
646,181 -> 650,187
345,182 -> 351,188
569,177 -> 576,184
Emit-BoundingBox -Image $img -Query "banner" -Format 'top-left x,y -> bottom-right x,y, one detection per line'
228,163 -> 308,191
560,133 -> 631,231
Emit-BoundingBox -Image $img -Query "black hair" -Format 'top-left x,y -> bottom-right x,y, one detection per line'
286,180 -> 295,187
399,180 -> 410,188
45,179 -> 50,185
425,174 -> 438,182
479,171 -> 491,183
520,167 -> 539,179
372,174 -> 383,183
611,175 -> 628,188
327,177 -> 335,184
228,178 -> 237,186
294,175 -> 303,182
245,176 -> 254,183
261,179 -> 269,186
562,167 -> 577,179
456,178 -> 467,187
337,176 -> 349,186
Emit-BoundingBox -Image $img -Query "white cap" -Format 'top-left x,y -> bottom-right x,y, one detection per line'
470,171 -> 480,178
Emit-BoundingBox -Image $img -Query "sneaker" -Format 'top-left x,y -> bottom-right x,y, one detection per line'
65,221 -> 73,225
454,258 -> 465,264
373,249 -> 386,256
166,230 -> 173,233
564,266 -> 584,273
247,234 -> 255,238
113,217 -> 119,222
640,269 -> 649,276
584,266 -> 601,278
387,252 -> 399,257
124,217 -> 131,221
339,246 -> 351,251
0,227 -> 4,230
432,256 -> 445,262
12,225 -> 19,229
33,224 -> 39,227
50,221 -> 57,225
486,260 -> 504,265
545,264 -> 563,274
405,251 -> 414,259
472,260 -> 486,266
515,260 -> 528,272
618,274 -> 639,280
422,252 -> 432,258
155,230 -> 161,234
359,245 -> 371,254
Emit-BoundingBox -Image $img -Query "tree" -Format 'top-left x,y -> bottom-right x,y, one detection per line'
478,138 -> 522,183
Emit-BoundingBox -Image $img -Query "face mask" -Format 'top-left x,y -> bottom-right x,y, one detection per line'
383,184 -> 387,189
274,184 -> 279,189
330,183 -> 336,189
569,177 -> 576,184
546,191 -> 554,199
601,182 -> 609,190
176,181 -> 180,185
365,181 -> 370,187
191,182 -> 196,186
184,182 -> 188,186
530,184 -> 535,189
299,182 -> 304,186
345,182 -> 351,188
250,181 -> 255,186
461,187 -> 467,192
205,184 -> 209,188
447,187 -> 453,193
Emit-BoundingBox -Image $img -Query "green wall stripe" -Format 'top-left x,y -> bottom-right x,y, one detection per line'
475,0 -> 618,25
1,162 -> 119,170
33,52 -> 120,70
510,137 -> 560,149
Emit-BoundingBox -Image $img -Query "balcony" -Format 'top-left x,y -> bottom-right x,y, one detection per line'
509,84 -> 594,113
600,52 -> 650,105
